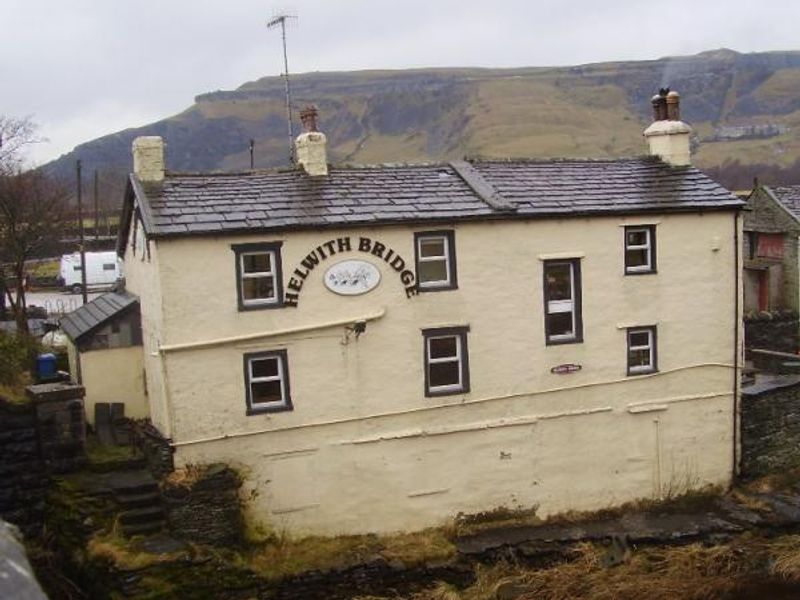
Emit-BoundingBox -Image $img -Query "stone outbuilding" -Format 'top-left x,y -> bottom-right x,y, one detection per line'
743,184 -> 800,314
61,291 -> 147,425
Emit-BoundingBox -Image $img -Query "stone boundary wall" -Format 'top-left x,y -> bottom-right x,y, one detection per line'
741,376 -> 800,477
0,383 -> 85,536
161,464 -> 244,547
745,313 -> 799,353
131,419 -> 174,478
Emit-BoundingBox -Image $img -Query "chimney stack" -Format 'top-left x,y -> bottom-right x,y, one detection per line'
643,88 -> 692,167
132,136 -> 165,183
295,106 -> 328,177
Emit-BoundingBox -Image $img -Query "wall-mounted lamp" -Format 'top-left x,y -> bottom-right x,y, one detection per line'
342,320 -> 367,345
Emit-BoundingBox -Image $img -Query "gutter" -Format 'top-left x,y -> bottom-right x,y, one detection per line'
733,210 -> 741,478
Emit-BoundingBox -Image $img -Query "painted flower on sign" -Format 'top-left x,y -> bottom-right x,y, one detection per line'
324,260 -> 381,296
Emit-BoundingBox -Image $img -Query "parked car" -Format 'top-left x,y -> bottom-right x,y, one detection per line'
57,252 -> 123,294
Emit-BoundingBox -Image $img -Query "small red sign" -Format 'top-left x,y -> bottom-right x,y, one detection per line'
758,233 -> 784,259
551,363 -> 582,374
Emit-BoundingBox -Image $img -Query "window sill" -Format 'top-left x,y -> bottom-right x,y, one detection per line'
425,386 -> 469,398
417,283 -> 458,293
627,368 -> 658,377
239,300 -> 285,312
246,403 -> 293,415
624,269 -> 658,276
545,336 -> 583,346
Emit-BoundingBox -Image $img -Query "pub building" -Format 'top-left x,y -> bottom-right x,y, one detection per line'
110,93 -> 743,535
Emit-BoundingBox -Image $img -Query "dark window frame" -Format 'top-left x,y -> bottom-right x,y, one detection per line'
626,325 -> 658,376
422,325 -> 470,397
232,241 -> 285,311
543,258 -> 583,345
243,349 -> 293,415
624,225 -> 657,275
414,230 -> 458,292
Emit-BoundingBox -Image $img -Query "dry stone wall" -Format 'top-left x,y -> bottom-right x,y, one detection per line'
741,376 -> 800,477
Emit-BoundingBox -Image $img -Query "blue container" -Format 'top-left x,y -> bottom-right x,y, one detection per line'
36,353 -> 57,380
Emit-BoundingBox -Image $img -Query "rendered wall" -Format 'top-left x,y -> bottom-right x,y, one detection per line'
123,214 -> 170,435
80,346 -> 148,425
145,211 -> 739,535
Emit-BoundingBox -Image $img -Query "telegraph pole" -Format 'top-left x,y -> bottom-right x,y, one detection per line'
93,169 -> 99,242
267,14 -> 297,165
75,160 -> 88,305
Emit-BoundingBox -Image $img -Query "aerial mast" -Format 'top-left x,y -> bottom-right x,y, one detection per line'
267,14 -> 297,165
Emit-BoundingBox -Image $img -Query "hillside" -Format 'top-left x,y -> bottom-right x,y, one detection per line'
45,49 -> 800,192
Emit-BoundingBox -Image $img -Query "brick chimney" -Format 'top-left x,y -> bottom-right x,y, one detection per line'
132,136 -> 165,183
295,106 -> 328,177
643,89 -> 692,167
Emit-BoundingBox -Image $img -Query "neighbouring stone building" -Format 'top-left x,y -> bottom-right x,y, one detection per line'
109,90 -> 743,536
743,185 -> 800,314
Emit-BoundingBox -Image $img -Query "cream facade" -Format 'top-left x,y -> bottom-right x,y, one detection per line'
118,89 -> 743,535
123,209 -> 742,535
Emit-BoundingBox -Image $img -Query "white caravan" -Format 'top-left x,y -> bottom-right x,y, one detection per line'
59,252 -> 123,294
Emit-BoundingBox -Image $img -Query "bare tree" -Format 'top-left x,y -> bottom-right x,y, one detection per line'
0,169 -> 69,333
0,116 -> 40,174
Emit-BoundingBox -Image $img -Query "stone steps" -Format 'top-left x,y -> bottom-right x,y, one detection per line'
116,491 -> 161,510
108,469 -> 167,537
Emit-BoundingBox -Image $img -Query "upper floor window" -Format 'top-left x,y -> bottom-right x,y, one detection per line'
624,225 -> 656,274
415,231 -> 457,291
244,350 -> 292,414
627,326 -> 657,375
423,326 -> 470,396
543,259 -> 583,345
232,242 -> 284,310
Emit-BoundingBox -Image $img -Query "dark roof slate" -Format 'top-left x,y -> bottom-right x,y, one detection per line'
61,292 -> 139,343
131,158 -> 742,239
770,185 -> 800,221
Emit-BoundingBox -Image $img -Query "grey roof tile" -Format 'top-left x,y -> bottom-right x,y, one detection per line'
771,185 -> 800,221
133,159 -> 742,238
61,292 -> 139,343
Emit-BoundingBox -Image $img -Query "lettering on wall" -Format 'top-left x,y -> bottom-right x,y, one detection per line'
285,236 -> 416,307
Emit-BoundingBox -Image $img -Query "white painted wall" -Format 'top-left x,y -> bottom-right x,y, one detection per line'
127,210 -> 740,535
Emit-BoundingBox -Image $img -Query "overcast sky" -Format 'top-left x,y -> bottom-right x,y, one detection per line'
3,0 -> 798,165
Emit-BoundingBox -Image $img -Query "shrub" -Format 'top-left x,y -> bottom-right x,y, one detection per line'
0,331 -> 38,386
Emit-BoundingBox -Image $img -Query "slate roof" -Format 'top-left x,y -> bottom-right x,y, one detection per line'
125,157 -> 742,242
61,292 -> 139,343
769,185 -> 800,220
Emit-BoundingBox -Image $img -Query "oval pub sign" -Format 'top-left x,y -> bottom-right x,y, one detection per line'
324,259 -> 382,296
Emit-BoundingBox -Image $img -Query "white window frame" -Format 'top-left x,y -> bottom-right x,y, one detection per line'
245,350 -> 292,414
240,251 -> 278,306
544,260 -> 582,344
416,231 -> 457,290
423,326 -> 470,397
232,241 -> 285,311
625,226 -> 655,274
627,327 -> 656,375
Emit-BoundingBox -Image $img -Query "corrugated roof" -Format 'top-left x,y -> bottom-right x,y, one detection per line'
127,157 -> 743,240
60,292 -> 139,343
770,185 -> 800,221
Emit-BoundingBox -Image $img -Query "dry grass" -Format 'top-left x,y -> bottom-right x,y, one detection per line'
249,527 -> 456,580
87,523 -> 190,571
407,541 -> 757,600
769,535 -> 800,581
162,464 -> 209,489
0,380 -> 29,404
